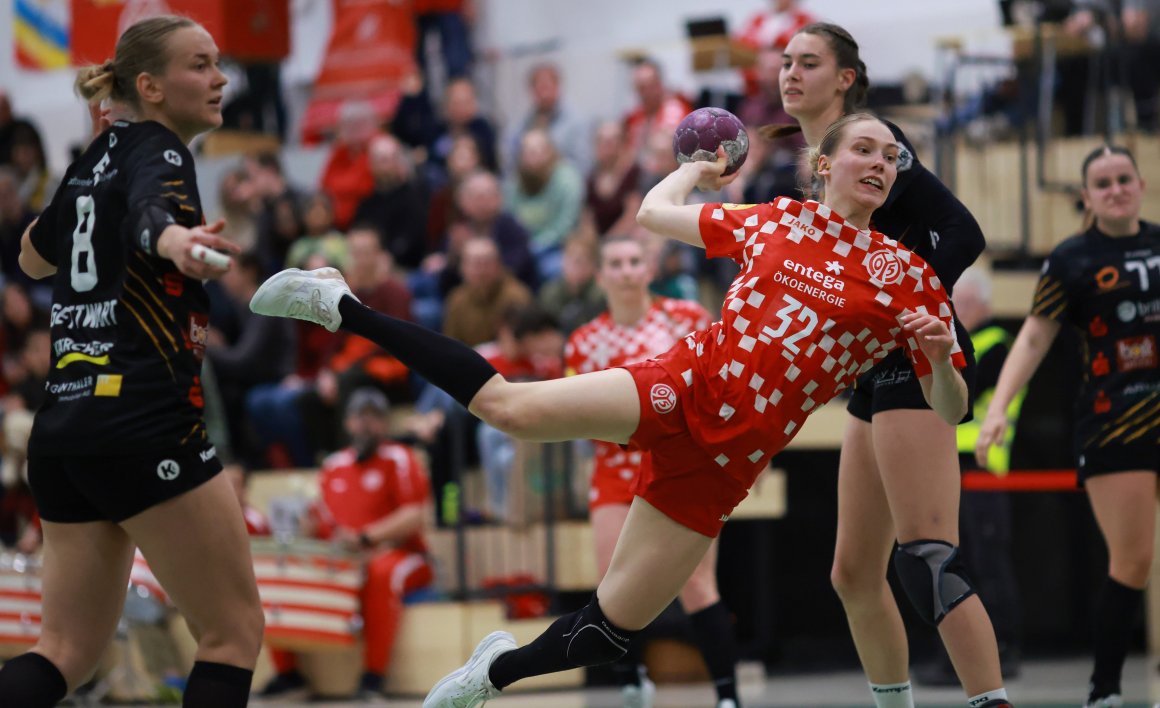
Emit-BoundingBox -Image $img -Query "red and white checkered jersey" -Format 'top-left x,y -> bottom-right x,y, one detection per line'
566,297 -> 711,485
654,198 -> 966,467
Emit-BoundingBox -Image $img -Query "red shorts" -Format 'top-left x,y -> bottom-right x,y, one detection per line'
621,360 -> 762,538
588,445 -> 648,510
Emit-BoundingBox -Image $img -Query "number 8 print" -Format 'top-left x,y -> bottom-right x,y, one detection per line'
71,195 -> 98,292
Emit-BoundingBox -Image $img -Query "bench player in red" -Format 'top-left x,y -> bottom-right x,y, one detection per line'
567,237 -> 743,708
250,113 -> 1012,708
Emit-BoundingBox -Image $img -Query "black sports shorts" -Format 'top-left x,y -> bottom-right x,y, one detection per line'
847,347 -> 978,424
29,442 -> 223,523
1077,439 -> 1160,485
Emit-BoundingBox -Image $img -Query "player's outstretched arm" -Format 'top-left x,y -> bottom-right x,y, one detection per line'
637,152 -> 737,248
156,220 -> 242,281
905,312 -> 969,426
18,219 -> 56,279
976,314 -> 1060,466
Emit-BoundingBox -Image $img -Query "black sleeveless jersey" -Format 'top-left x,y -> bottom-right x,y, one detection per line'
27,120 -> 212,456
872,120 -> 986,292
1031,221 -> 1160,447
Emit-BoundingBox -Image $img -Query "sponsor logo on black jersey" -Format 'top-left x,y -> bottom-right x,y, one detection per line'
199,446 -> 217,463
51,299 -> 117,329
1116,335 -> 1158,372
1095,266 -> 1121,291
163,150 -> 183,167
1117,297 -> 1160,323
897,145 -> 914,172
156,459 -> 181,481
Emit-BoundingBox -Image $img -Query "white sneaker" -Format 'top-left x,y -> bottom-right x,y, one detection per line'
423,630 -> 517,708
621,676 -> 656,708
718,700 -> 739,708
249,267 -> 355,332
1084,695 -> 1123,708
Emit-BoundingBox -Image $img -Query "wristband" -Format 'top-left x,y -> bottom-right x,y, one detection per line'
128,201 -> 177,256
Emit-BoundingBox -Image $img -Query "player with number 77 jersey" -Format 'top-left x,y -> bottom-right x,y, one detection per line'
646,195 -> 966,496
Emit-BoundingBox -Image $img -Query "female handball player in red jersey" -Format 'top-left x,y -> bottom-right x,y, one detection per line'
250,113 -> 1013,708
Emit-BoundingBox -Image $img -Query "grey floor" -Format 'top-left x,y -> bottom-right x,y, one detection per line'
246,655 -> 1160,707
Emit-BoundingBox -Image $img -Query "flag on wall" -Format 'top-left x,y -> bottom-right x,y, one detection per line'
14,0 -> 70,69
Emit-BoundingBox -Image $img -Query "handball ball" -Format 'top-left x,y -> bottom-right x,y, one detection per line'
673,107 -> 750,176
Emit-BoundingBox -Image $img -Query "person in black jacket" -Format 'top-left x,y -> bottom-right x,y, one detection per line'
777,22 -> 1005,708
1,16 -> 262,708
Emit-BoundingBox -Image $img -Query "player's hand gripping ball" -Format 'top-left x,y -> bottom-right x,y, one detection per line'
673,107 -> 749,176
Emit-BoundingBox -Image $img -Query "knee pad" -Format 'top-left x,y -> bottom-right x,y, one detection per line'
563,598 -> 634,667
893,539 -> 976,626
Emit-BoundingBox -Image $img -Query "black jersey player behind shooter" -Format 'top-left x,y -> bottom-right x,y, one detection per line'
0,15 -> 262,708
978,145 -> 1160,708
776,23 -> 998,708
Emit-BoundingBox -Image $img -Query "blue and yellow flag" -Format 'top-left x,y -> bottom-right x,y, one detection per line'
14,0 -> 70,70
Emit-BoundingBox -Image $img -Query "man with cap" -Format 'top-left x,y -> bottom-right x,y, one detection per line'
262,388 -> 436,700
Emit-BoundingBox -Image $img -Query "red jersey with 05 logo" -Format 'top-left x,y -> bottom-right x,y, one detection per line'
316,442 -> 430,555
648,198 -> 966,479
566,298 -> 711,504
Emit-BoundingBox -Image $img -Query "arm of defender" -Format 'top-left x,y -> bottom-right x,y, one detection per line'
19,219 -> 56,279
975,315 -> 1060,465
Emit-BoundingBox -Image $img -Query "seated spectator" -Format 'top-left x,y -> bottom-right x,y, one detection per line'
217,166 -> 261,253
734,47 -> 805,204
5,121 -> 53,212
255,192 -> 305,276
431,78 -> 499,174
503,62 -> 590,173
352,135 -> 430,269
585,121 -> 642,237
504,129 -> 584,280
0,167 -> 37,293
442,236 -> 532,346
474,305 -> 564,522
286,193 -> 349,270
437,170 -> 538,291
425,134 -> 482,254
262,389 -> 434,700
537,235 -> 605,335
320,100 -> 381,230
735,0 -> 816,95
0,284 -> 48,399
206,253 -> 297,467
623,58 -> 691,163
331,225 -> 414,402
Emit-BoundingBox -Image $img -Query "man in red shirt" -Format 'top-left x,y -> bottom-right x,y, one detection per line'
262,388 -> 434,699
623,59 -> 692,164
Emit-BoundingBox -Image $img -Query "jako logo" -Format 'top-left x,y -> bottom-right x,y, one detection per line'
650,383 -> 677,414
199,446 -> 217,463
157,459 -> 181,481
865,250 -> 904,284
782,259 -> 846,291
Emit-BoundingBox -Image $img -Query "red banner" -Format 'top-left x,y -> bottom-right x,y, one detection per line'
300,0 -> 417,144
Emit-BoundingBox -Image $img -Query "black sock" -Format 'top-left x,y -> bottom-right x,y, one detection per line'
0,652 -> 68,707
1088,576 -> 1143,700
338,296 -> 498,408
609,652 -> 645,688
689,601 -> 741,705
489,597 -> 638,690
183,661 -> 253,708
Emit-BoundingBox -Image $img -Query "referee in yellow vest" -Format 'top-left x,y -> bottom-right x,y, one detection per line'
917,267 -> 1025,685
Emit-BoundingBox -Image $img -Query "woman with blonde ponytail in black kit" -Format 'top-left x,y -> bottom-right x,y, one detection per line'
776,22 -> 1011,708
0,16 -> 262,708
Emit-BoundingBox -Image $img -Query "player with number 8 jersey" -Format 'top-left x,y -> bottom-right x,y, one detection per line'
27,120 -> 212,455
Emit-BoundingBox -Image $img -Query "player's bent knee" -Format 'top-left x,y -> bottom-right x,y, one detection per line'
563,601 -> 632,667
893,539 -> 976,626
